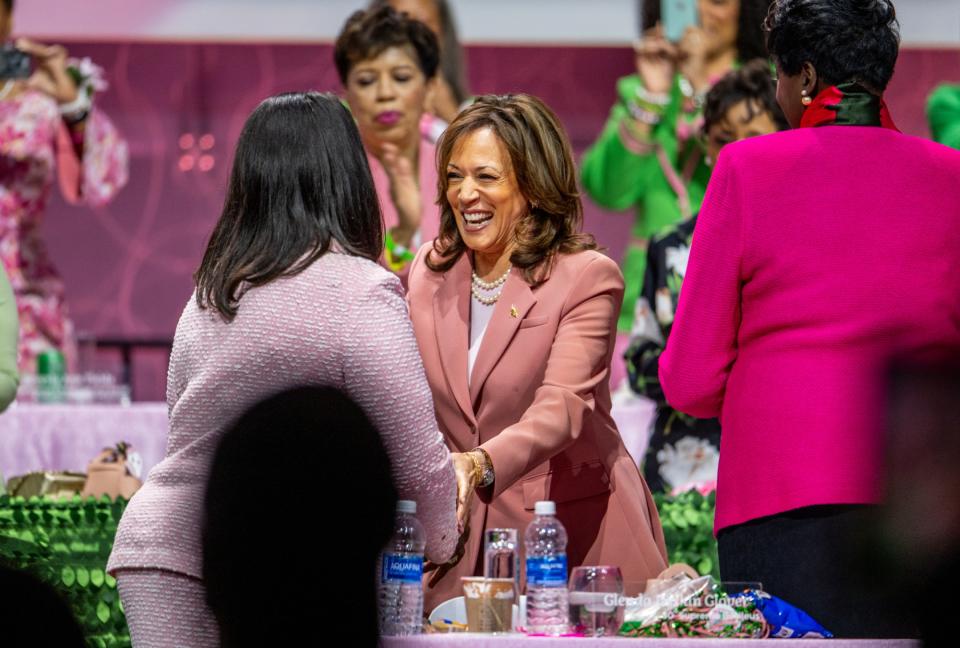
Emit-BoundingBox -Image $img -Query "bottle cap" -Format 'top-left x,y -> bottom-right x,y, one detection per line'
397,500 -> 417,514
534,501 -> 556,516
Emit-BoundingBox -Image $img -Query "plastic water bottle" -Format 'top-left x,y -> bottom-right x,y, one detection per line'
378,500 -> 426,635
524,501 -> 570,634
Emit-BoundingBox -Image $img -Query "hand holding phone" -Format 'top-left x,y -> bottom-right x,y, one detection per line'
0,44 -> 31,81
634,26 -> 678,96
15,39 -> 79,105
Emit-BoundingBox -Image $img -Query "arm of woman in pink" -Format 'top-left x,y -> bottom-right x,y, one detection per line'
479,255 -> 624,499
15,39 -> 128,206
658,149 -> 744,418
343,272 -> 458,564
56,108 -> 129,206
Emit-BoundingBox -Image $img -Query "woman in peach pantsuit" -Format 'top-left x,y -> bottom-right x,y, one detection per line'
407,94 -> 667,612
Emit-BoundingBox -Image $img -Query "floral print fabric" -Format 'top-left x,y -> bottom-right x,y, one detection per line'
0,89 -> 128,372
626,214 -> 721,493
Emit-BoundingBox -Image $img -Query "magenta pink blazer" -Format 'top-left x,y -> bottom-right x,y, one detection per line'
660,126 -> 960,534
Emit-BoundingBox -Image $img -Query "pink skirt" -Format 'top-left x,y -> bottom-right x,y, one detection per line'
116,568 -> 219,647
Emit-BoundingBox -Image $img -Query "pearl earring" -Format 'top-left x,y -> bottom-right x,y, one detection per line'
801,89 -> 812,106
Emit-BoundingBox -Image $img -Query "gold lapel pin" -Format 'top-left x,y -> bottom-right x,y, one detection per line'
510,305 -> 519,318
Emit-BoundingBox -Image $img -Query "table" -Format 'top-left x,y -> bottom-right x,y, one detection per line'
384,636 -> 919,647
0,403 -> 168,481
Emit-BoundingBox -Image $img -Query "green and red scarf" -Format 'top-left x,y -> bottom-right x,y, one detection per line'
800,82 -> 899,131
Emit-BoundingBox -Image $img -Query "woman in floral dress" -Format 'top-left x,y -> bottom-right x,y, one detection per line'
1,0 -> 128,373
626,61 -> 786,493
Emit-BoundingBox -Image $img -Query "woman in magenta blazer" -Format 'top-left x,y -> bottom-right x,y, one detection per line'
407,94 -> 668,613
660,0 -> 960,636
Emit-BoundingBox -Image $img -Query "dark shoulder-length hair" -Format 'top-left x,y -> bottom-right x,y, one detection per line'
703,58 -> 789,132
765,0 -> 900,92
427,94 -> 597,286
194,92 -> 382,322
334,5 -> 440,84
639,0 -> 772,62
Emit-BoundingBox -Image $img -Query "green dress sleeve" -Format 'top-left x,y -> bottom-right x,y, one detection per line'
0,266 -> 19,411
580,75 -> 688,211
928,84 -> 960,150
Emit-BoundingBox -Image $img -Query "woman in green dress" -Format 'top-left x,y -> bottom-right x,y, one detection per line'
581,0 -> 771,331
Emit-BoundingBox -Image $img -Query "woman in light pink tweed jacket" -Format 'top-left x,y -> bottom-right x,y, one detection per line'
107,92 -> 457,646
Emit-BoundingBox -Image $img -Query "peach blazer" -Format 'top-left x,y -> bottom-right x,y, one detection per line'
407,244 -> 668,611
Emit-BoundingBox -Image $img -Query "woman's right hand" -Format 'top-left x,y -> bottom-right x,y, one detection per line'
451,452 -> 479,535
634,26 -> 677,96
16,38 -> 79,106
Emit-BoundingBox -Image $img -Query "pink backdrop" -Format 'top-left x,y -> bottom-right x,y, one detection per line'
40,42 -> 960,400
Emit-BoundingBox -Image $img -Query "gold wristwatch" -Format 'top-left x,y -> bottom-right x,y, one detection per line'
471,447 -> 495,488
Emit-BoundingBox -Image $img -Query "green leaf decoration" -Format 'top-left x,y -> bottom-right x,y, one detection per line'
97,601 -> 111,624
653,489 -> 721,580
697,556 -> 713,575
0,496 -> 131,644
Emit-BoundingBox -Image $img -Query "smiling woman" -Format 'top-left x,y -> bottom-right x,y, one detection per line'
406,93 -> 668,614
334,6 -> 441,273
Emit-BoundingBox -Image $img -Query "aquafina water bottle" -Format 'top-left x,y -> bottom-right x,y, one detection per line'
378,500 -> 425,635
524,500 -> 570,634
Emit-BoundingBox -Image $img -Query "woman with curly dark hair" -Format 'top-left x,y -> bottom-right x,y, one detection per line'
407,93 -> 668,614
661,0 -> 960,636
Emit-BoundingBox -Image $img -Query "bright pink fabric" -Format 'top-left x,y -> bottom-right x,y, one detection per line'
659,126 -> 960,534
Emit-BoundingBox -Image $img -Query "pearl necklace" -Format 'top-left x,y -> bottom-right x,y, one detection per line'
472,265 -> 511,290
471,266 -> 511,305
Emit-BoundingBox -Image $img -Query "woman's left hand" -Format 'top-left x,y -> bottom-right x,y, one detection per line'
16,38 -> 79,105
451,452 -> 479,535
676,26 -> 711,93
380,142 -> 422,247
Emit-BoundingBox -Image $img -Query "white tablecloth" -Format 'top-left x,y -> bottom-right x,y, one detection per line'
0,403 -> 168,481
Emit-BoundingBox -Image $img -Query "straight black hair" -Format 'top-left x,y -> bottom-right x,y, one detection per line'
194,92 -> 383,321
